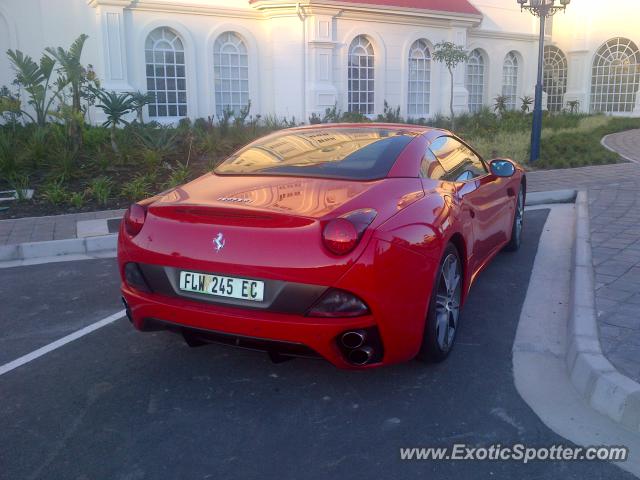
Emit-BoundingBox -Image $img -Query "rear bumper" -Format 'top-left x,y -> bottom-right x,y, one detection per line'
141,317 -> 322,360
119,231 -> 440,368
122,284 -> 383,369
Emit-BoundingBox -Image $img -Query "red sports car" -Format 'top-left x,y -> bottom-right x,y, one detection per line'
118,124 -> 525,369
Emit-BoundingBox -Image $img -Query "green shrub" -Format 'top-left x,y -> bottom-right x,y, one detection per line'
41,180 -> 69,205
0,131 -> 19,179
25,126 -> 50,168
193,117 -> 214,132
466,130 -> 530,164
308,112 -> 323,124
538,130 -> 618,169
83,126 -> 111,153
542,112 -> 585,130
8,173 -> 30,201
89,176 -> 112,206
376,101 -> 402,123
68,191 -> 85,209
50,148 -> 77,181
165,163 -> 190,188
142,149 -> 162,170
93,149 -> 112,172
121,175 -> 151,201
340,111 -> 370,123
194,130 -> 218,157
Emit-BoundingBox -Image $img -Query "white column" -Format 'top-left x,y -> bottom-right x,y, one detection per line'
306,14 -> 338,120
88,0 -> 133,91
565,50 -> 590,113
451,26 -> 469,115
268,14 -> 305,120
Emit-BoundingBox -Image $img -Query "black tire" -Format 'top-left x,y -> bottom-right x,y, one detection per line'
417,243 -> 462,363
504,185 -> 525,252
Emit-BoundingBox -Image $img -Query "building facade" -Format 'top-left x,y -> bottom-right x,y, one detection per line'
0,0 -> 639,123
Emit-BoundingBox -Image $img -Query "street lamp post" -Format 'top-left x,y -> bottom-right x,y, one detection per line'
517,0 -> 571,163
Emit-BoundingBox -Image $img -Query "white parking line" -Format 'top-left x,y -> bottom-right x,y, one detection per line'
0,310 -> 125,376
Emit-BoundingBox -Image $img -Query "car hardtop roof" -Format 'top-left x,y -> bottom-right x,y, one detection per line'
282,122 -> 449,137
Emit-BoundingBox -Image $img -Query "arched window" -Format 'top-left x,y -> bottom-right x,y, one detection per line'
543,46 -> 567,112
145,27 -> 187,118
502,51 -> 519,111
348,35 -> 374,114
591,37 -> 640,113
407,39 -> 431,116
466,49 -> 486,113
214,32 -> 249,117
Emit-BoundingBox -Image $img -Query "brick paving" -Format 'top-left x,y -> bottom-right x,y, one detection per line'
0,209 -> 124,246
529,129 -> 640,383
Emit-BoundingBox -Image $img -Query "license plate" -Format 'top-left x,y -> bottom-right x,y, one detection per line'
179,271 -> 264,302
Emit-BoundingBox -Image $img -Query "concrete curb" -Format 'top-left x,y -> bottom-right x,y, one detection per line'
0,234 -> 117,263
567,190 -> 640,431
601,134 -> 640,164
525,189 -> 577,206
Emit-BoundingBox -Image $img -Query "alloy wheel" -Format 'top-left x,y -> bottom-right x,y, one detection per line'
434,254 -> 461,352
515,190 -> 524,243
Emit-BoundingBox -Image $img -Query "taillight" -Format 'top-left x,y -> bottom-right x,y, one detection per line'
124,203 -> 147,236
307,288 -> 370,317
124,262 -> 151,292
322,208 -> 376,255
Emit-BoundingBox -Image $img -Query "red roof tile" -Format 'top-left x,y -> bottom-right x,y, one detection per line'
251,0 -> 481,16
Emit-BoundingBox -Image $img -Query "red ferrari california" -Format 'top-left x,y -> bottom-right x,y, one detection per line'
118,124 -> 525,369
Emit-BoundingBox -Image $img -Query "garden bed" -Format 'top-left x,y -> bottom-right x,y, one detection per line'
1,112 -> 639,220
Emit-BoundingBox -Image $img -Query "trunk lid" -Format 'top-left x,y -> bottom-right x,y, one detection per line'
133,174 -> 423,285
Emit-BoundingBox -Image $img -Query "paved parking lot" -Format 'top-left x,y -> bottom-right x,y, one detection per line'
0,210 -> 632,479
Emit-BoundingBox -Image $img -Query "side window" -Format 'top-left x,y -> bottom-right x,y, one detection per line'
429,136 -> 487,182
420,148 -> 446,180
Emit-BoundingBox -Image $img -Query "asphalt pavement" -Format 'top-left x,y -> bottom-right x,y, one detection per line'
0,210 -> 633,479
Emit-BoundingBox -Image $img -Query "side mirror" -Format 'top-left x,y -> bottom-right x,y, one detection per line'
489,159 -> 516,178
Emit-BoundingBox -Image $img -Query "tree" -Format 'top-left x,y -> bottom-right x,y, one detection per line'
6,50 -> 59,126
432,42 -> 468,130
130,91 -> 155,124
92,89 -> 135,154
46,34 -> 98,150
45,34 -> 89,116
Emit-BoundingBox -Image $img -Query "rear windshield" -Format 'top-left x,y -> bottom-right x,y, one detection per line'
214,128 -> 417,180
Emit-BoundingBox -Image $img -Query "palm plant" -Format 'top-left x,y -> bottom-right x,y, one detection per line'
134,126 -> 178,156
566,100 -> 580,114
520,96 -> 533,113
92,89 -> 135,154
6,50 -> 58,126
130,91 -> 155,124
493,95 -> 508,117
45,34 -> 89,116
46,34 -> 95,150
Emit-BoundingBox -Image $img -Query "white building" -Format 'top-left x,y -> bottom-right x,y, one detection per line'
0,0 -> 639,123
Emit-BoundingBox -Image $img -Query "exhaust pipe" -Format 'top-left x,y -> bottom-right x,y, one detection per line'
348,346 -> 374,366
341,330 -> 367,349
